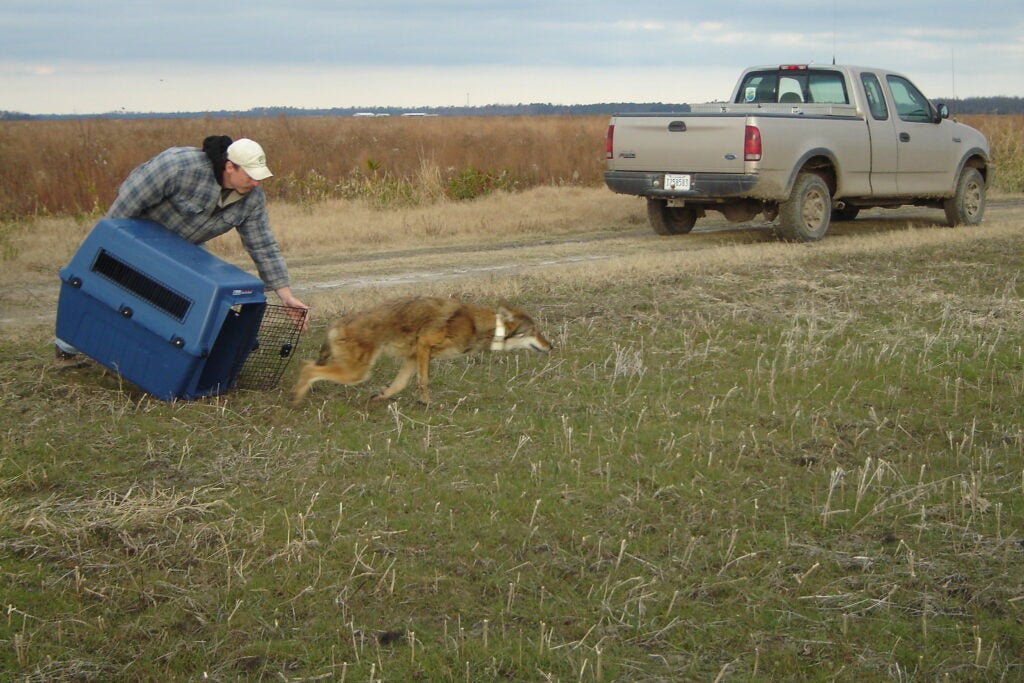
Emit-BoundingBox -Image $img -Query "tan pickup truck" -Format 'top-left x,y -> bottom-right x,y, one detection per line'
604,64 -> 991,241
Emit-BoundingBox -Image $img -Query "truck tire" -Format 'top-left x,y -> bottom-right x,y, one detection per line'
647,199 -> 697,235
778,172 -> 831,242
943,167 -> 985,227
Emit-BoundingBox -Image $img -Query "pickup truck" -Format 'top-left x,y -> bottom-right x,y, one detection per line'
604,64 -> 990,241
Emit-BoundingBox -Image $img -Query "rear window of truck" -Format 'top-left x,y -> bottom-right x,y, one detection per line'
736,69 -> 850,105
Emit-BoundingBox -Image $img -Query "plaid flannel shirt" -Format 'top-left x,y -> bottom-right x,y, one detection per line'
106,146 -> 290,291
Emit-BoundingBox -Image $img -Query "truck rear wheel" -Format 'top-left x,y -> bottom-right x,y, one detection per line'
943,167 -> 985,227
778,172 -> 831,242
647,199 -> 697,235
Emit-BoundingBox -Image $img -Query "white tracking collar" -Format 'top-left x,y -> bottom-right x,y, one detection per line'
491,315 -> 506,351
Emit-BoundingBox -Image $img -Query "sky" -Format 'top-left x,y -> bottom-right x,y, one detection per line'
1,1 -> 1021,115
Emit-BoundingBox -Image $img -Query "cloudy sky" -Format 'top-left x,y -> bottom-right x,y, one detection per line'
2,1 -> 1021,115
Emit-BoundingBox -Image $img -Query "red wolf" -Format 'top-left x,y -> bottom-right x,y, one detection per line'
292,297 -> 552,405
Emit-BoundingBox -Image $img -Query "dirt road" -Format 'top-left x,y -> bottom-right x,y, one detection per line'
292,199 -> 1022,294
4,199 -> 1020,332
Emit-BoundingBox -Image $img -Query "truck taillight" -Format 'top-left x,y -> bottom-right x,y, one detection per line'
606,124 -> 614,160
744,125 -> 762,161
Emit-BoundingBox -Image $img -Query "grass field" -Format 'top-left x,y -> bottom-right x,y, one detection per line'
2,112 -> 1023,680
2,188 -> 1023,680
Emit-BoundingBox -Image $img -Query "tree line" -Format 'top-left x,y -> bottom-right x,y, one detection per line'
2,96 -> 1021,121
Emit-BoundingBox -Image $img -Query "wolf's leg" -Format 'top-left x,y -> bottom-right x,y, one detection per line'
373,358 -> 416,401
292,362 -> 322,405
415,343 -> 433,404
292,355 -> 376,405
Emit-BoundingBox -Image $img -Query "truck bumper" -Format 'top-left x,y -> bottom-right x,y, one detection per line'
604,171 -> 758,199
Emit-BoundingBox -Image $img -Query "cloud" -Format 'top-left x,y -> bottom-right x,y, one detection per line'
0,0 -> 1020,113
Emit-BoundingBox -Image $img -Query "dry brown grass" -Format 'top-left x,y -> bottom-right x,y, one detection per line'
0,185 -> 649,336
960,114 -> 1024,193
0,186 -> 643,281
2,114 -> 1020,220
260,184 -> 644,255
0,115 -> 608,219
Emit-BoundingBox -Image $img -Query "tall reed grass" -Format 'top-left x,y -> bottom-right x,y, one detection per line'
0,114 -> 1019,220
0,116 -> 607,219
962,115 -> 1024,194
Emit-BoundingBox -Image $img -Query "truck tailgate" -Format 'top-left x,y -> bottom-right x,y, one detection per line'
610,114 -> 746,174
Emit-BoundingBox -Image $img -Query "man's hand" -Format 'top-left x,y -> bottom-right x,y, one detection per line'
275,286 -> 310,331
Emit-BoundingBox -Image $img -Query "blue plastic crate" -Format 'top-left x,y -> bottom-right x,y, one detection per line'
56,218 -> 267,400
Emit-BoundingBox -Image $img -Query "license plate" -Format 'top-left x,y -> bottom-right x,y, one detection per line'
664,173 -> 691,191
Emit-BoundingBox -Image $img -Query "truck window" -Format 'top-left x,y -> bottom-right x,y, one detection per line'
860,73 -> 889,120
778,76 -> 803,102
737,74 -> 777,103
736,69 -> 849,104
886,75 -> 935,123
806,73 -> 848,104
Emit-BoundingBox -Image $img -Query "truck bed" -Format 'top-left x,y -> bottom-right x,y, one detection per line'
609,103 -> 862,175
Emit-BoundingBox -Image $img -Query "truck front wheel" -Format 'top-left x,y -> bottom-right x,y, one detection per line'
778,172 -> 831,242
943,167 -> 985,227
647,199 -> 697,235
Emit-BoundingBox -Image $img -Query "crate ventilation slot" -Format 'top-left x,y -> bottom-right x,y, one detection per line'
92,249 -> 192,321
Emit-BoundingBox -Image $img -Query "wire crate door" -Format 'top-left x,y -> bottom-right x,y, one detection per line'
235,305 -> 307,391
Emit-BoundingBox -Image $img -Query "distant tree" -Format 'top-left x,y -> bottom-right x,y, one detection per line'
14,96 -> 1024,120
938,96 -> 1024,115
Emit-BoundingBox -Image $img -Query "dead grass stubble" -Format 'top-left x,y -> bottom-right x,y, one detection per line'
0,186 -> 642,289
1,193 -> 1023,679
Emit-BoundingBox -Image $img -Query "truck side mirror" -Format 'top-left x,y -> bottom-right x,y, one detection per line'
936,103 -> 949,121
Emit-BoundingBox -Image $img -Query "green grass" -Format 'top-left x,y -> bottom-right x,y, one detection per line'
2,231 -> 1023,681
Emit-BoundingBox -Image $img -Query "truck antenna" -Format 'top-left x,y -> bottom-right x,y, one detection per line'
832,0 -> 837,64
951,47 -> 957,103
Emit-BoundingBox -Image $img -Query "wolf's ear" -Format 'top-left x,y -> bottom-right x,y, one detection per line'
497,301 -> 515,322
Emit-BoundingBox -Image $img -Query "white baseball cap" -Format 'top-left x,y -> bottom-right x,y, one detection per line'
226,138 -> 273,180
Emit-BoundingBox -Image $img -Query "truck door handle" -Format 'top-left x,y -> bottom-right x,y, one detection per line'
899,132 -> 911,142
668,121 -> 687,132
